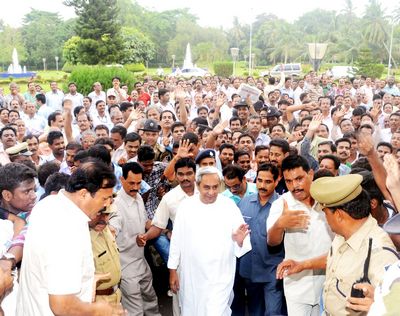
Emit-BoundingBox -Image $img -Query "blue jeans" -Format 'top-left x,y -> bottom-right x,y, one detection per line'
153,234 -> 170,265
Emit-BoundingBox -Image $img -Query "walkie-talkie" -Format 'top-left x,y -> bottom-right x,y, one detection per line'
350,238 -> 372,298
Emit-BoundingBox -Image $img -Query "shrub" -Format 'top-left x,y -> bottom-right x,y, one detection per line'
124,63 -> 145,73
62,62 -> 77,73
65,66 -> 137,95
213,62 -> 233,78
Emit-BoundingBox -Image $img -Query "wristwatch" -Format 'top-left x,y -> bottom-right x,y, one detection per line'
0,252 -> 16,270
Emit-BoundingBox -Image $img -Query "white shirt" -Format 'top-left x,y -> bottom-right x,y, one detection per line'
37,104 -> 54,121
88,91 -> 106,109
64,93 -> 84,111
168,194 -> 251,316
17,191 -> 94,316
23,114 -> 47,136
45,90 -> 64,112
266,191 -> 333,305
152,185 -> 197,229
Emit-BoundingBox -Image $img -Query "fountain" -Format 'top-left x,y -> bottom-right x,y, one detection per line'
1,48 -> 36,78
171,43 -> 207,77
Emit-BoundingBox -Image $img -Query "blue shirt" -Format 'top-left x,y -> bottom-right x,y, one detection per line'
221,182 -> 257,205
237,192 -> 285,282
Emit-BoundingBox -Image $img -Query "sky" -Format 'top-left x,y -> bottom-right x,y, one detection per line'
1,0 -> 398,28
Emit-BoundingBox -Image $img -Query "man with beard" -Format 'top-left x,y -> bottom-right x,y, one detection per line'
219,143 -> 235,169
269,139 -> 290,194
137,158 -> 197,316
45,131 -> 65,164
267,155 -> 332,315
334,137 -> 352,172
59,142 -> 82,175
110,162 -> 161,315
90,205 -> 121,304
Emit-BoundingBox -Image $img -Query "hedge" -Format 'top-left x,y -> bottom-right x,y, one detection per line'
65,66 -> 137,95
213,62 -> 233,78
124,63 -> 145,73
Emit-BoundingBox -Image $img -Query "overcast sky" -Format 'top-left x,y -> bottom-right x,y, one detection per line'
1,0 -> 398,28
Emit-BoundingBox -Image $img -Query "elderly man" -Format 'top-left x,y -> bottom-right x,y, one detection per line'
17,160 -> 123,315
168,166 -> 251,316
277,174 -> 399,316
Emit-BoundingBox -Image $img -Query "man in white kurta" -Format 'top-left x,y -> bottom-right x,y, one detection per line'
168,167 -> 251,316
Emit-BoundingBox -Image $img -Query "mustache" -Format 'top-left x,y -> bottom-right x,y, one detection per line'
96,220 -> 107,226
130,189 -> 138,193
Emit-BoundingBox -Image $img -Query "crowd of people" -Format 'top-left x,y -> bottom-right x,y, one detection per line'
0,70 -> 399,315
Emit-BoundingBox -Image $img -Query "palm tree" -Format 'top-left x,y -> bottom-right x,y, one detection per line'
362,0 -> 388,45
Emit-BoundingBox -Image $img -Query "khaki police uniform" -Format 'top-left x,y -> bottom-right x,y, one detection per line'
90,225 -> 122,304
310,174 -> 399,316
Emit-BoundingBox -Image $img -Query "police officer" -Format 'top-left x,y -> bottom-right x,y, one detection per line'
89,204 -> 122,304
140,119 -> 172,162
277,174 -> 398,315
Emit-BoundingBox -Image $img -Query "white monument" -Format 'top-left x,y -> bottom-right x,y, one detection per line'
7,48 -> 23,74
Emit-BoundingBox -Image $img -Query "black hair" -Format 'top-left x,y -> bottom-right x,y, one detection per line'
313,169 -> 335,180
282,155 -> 310,173
0,162 -> 37,194
161,110 -> 176,121
94,124 -> 110,134
335,137 -> 351,148
88,145 -> 111,165
352,106 -> 366,116
22,134 -> 39,143
377,142 -> 393,153
269,139 -> 290,154
171,122 -> 186,133
318,140 -> 337,153
220,143 -> 235,153
174,157 -> 196,173
73,106 -> 84,118
35,94 -> 46,104
255,145 -> 269,156
125,132 -> 142,144
47,131 -> 64,146
0,126 -> 16,138
234,150 -> 250,163
120,102 -> 133,112
256,163 -> 279,180
48,111 -> 62,127
181,132 -> 199,145
238,133 -> 255,144
94,137 -> 114,148
137,145 -> 155,162
37,162 -> 59,187
95,100 -> 105,107
74,150 -> 89,162
122,162 -> 143,179
158,88 -> 169,98
351,157 -> 372,171
65,160 -> 116,194
223,164 -> 245,182
42,172 -> 70,199
66,142 -> 82,151
319,154 -> 341,170
110,125 -> 127,139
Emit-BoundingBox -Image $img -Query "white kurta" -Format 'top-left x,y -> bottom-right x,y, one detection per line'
168,194 -> 251,316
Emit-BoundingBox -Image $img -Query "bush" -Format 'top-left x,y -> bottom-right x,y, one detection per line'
213,62 -> 233,78
62,62 -> 77,73
358,64 -> 385,79
66,66 -> 137,95
124,63 -> 145,73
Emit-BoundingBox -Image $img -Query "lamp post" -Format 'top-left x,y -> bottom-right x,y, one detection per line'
249,22 -> 253,75
388,20 -> 394,76
230,48 -> 239,76
172,54 -> 176,70
42,58 -> 46,71
307,43 -> 328,72
251,53 -> 256,74
55,56 -> 59,71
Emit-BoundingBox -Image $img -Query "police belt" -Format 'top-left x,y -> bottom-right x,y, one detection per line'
96,287 -> 116,296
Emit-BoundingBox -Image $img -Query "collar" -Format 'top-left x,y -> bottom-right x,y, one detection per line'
249,190 -> 279,205
118,187 -> 138,207
346,215 -> 377,252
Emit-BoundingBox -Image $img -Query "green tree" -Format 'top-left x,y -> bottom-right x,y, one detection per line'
21,10 -> 73,69
0,25 -> 27,69
120,27 -> 156,64
64,0 -> 124,64
356,46 -> 384,78
62,36 -> 81,65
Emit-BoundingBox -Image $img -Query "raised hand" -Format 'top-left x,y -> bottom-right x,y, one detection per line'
356,131 -> 374,157
128,108 -> 141,121
216,94 -> 225,108
383,154 -> 400,192
212,120 -> 229,136
276,200 -> 310,230
333,108 -> 345,125
176,139 -> 192,159
63,99 -> 73,113
175,86 -> 186,100
308,114 -> 323,133
232,223 -> 250,247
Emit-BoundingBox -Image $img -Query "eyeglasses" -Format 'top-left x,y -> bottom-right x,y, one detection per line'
225,183 -> 242,191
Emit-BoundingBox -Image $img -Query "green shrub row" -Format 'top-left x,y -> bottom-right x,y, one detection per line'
65,66 -> 138,95
213,62 -> 233,78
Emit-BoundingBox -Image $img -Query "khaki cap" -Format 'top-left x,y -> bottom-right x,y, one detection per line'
5,142 -> 32,157
310,174 -> 363,208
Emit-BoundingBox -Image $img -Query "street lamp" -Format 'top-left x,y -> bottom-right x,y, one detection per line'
230,48 -> 239,76
388,19 -> 394,76
171,54 -> 176,70
42,58 -> 46,71
55,56 -> 59,71
251,53 -> 256,74
307,43 -> 328,72
249,22 -> 253,75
